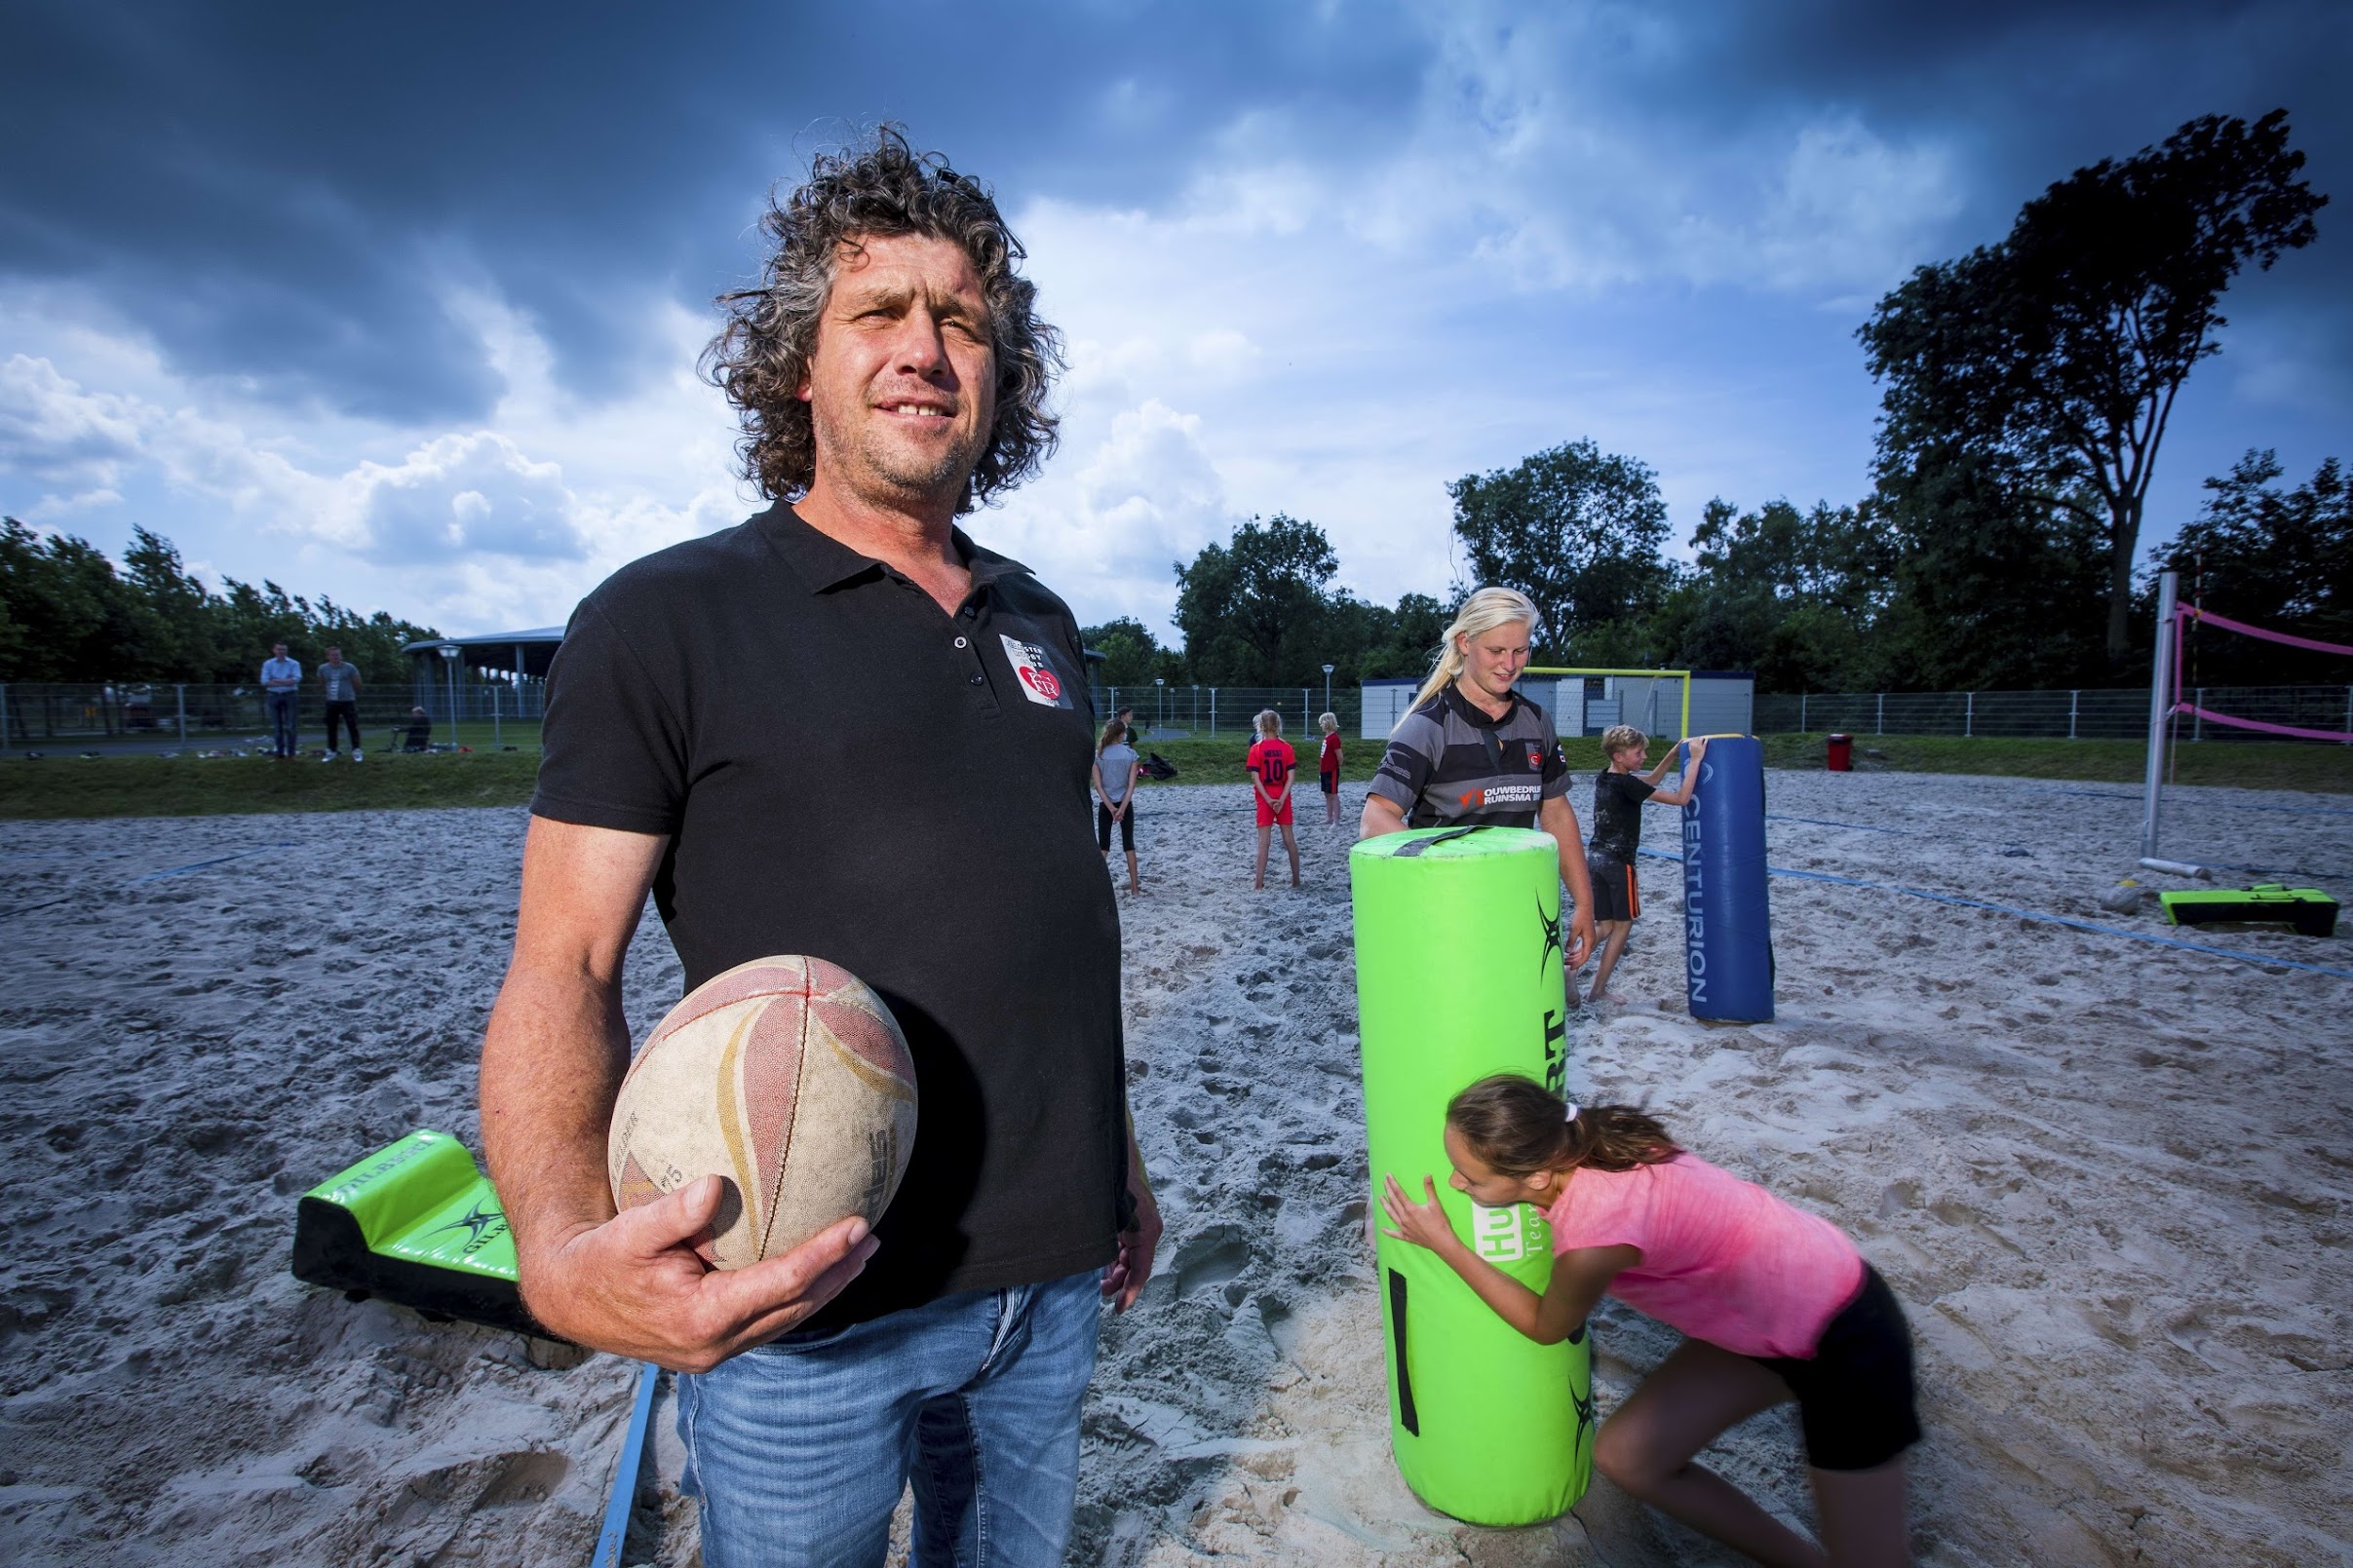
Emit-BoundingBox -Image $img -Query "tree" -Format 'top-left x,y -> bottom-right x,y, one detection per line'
1860,110 -> 2327,667
1077,617 -> 1179,686
1171,514 -> 1339,685
1447,440 -> 1674,660
0,518 -> 439,682
2152,449 -> 2353,684
1649,498 -> 1897,691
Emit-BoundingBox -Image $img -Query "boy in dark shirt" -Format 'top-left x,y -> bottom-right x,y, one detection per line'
1582,725 -> 1706,1006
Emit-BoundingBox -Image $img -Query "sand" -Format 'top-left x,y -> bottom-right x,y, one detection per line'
1,768 -> 2348,1566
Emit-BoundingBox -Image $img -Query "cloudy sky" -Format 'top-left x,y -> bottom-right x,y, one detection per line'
3,1 -> 2346,642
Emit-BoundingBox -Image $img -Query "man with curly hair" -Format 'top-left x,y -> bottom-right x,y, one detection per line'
480,130 -> 1160,1567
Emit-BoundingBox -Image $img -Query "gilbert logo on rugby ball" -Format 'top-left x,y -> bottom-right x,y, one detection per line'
607,955 -> 918,1270
999,634 -> 1070,707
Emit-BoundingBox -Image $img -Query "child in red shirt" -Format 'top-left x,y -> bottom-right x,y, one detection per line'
1316,710 -> 1342,825
1246,709 -> 1300,889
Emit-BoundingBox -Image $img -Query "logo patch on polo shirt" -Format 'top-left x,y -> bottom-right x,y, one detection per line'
999,635 -> 1071,708
1525,744 -> 1545,770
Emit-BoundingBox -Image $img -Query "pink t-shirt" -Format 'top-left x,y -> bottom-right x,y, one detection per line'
1544,1154 -> 1863,1358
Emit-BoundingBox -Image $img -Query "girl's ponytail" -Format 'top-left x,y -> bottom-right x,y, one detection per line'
1447,1074 -> 1679,1176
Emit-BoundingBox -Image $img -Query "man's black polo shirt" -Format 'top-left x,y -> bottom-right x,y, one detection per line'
532,503 -> 1123,1327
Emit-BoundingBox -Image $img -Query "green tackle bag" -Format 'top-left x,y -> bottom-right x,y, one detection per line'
1350,825 -> 1594,1525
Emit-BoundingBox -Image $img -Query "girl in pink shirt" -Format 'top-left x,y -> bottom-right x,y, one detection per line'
1381,1074 -> 1917,1568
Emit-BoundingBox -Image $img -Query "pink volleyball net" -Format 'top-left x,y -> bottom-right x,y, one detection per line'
2174,605 -> 2353,743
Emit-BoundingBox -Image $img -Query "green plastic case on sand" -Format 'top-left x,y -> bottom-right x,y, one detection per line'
1351,826 -> 1594,1525
289,1128 -> 546,1337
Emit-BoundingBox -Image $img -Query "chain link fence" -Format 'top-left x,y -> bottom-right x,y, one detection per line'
1088,683 -> 1361,741
0,679 -> 547,754
1755,685 -> 2353,743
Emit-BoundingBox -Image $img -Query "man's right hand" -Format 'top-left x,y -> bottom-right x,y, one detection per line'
520,1174 -> 878,1373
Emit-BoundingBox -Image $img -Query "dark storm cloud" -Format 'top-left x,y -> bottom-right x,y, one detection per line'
0,0 -> 1429,423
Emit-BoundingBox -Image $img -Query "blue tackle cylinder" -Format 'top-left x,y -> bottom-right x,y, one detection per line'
1680,735 -> 1773,1021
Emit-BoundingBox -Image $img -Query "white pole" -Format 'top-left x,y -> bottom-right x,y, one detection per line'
2193,688 -> 2203,744
2141,571 -> 2179,860
1800,693 -> 1808,732
2069,689 -> 2078,741
1965,691 -> 1974,738
1,682 -> 9,750
1210,687 -> 1216,736
1875,692 -> 1883,736
492,683 -> 501,747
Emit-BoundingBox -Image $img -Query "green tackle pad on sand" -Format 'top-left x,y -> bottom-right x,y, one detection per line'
290,1128 -> 551,1338
2159,884 -> 2339,938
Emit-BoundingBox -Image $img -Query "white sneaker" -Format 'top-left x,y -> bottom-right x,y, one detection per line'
353,749 -> 364,763
322,752 -> 335,763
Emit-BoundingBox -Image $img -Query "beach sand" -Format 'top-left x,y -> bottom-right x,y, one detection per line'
1,769 -> 2347,1565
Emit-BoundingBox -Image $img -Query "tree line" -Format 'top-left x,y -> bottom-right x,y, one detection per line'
0,518 -> 439,684
1088,110 -> 2343,695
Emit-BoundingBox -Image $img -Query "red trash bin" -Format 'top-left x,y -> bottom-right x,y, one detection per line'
1827,733 -> 1853,772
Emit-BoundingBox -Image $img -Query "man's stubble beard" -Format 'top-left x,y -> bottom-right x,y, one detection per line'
813,406 -> 988,515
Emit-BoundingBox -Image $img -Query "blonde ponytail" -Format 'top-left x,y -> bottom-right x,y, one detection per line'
1403,586 -> 1542,724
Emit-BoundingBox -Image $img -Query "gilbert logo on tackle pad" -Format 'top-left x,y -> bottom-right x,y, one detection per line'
999,634 -> 1070,707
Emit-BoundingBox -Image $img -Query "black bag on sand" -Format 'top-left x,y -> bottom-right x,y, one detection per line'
1143,752 -> 1178,781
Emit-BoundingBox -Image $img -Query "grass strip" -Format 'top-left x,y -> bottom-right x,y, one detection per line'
3,730 -> 2345,821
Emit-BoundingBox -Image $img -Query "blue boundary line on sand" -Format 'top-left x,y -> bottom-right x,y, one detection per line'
1766,814 -> 1909,835
592,1362 -> 660,1568
132,843 -> 295,883
2028,785 -> 2353,817
1637,847 -> 2353,981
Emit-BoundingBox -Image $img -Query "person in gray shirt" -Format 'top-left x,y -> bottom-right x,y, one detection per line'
319,646 -> 365,761
259,642 -> 301,758
1094,719 -> 1143,894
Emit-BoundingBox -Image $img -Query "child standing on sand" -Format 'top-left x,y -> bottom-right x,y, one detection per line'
1246,710 -> 1301,889
1382,1074 -> 1917,1568
1581,726 -> 1706,1007
1317,710 -> 1343,825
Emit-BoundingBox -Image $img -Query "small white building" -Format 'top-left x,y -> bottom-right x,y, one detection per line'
1361,670 -> 1754,742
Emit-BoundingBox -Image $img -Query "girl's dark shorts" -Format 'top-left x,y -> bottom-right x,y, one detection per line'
1098,798 -> 1136,853
1748,1264 -> 1920,1472
1319,765 -> 1339,795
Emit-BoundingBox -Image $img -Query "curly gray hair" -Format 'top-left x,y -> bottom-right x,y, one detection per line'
702,127 -> 1063,509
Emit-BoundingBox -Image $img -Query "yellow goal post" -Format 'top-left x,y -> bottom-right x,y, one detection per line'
1523,667 -> 1693,745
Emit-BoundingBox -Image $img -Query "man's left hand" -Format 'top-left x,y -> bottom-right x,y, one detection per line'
1102,1172 -> 1162,1314
1566,907 -> 1596,970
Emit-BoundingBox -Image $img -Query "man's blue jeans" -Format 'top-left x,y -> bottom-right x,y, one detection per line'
679,1270 -> 1100,1568
266,691 -> 298,756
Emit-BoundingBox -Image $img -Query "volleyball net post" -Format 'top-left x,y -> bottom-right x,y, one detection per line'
1524,667 -> 1693,745
2140,570 -> 2353,876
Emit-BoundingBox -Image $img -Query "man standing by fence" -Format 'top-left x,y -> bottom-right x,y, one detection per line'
259,641 -> 300,758
318,646 -> 364,762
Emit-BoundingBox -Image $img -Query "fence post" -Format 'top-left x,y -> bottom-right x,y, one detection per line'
1964,691 -> 1974,738
1303,688 -> 1310,737
0,683 -> 8,751
2345,685 -> 2351,745
174,683 -> 186,742
1875,692 -> 1883,736
2193,688 -> 2203,744
2068,689 -> 2078,741
1209,688 -> 1216,736
492,684 -> 502,747
1800,693 -> 1808,732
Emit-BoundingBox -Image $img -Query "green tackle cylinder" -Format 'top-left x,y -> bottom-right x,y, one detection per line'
1350,825 -> 1594,1525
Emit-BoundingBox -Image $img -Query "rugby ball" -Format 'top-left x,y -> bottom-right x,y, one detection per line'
607,955 -> 918,1269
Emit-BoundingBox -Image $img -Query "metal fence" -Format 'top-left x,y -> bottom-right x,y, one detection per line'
1089,684 -> 1362,741
1755,685 -> 2353,743
0,679 -> 547,753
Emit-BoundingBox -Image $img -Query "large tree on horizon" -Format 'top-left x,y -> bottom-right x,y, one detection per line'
1447,439 -> 1675,662
1859,109 -> 2326,669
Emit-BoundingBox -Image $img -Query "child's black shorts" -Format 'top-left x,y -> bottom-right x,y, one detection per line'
1585,851 -> 1639,923
1319,765 -> 1339,796
1748,1264 -> 1921,1472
